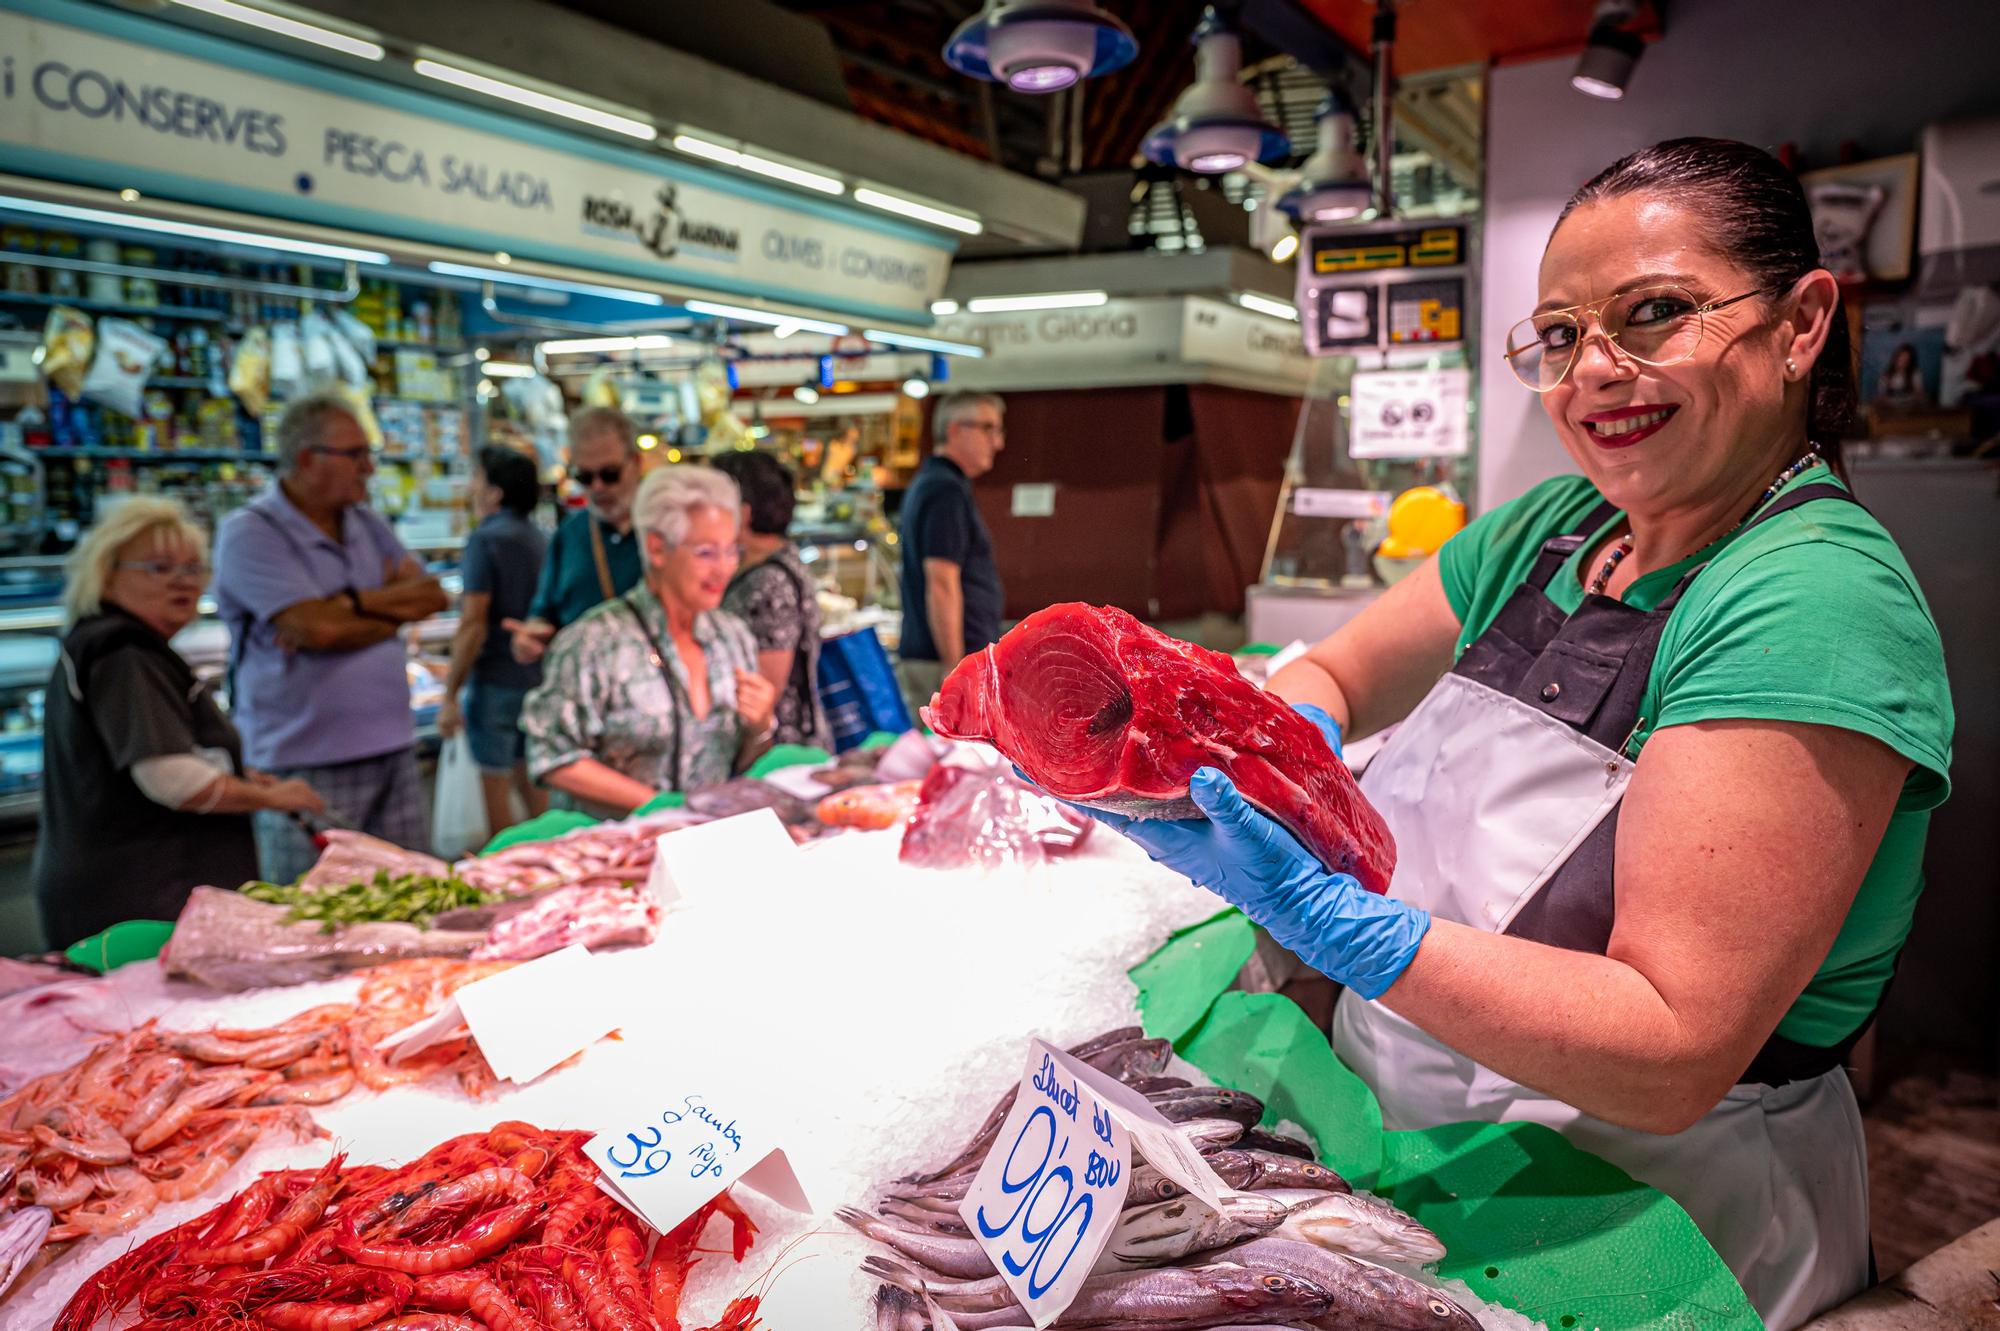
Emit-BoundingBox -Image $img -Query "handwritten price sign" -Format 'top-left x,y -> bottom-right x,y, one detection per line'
585,1086 -> 811,1234
958,1042 -> 1133,1326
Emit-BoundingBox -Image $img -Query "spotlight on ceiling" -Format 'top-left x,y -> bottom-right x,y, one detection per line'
1572,0 -> 1645,100
1142,8 -> 1289,175
1277,96 -> 1374,223
943,0 -> 1138,95
793,383 -> 820,405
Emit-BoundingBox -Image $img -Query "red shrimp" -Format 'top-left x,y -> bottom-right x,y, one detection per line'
504,1142 -> 555,1178
260,1269 -> 414,1331
540,1188 -> 608,1248
282,1051 -> 349,1081
53,1191 -> 240,1331
133,1075 -> 253,1152
602,1223 -> 652,1313
184,1153 -> 345,1265
647,1199 -> 720,1327
32,1106 -> 132,1165
48,1172 -> 157,1238
484,1120 -> 543,1153
712,1192 -> 758,1261
564,1252 -> 653,1331
499,1262 -> 594,1331
369,1318 -> 483,1331
385,1166 -> 536,1239
694,1296 -> 763,1331
115,1055 -> 190,1140
340,1198 -> 545,1273
337,1176 -> 444,1239
408,1271 -> 540,1331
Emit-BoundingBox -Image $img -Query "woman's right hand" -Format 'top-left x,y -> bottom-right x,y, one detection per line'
260,779 -> 327,816
437,696 -> 463,739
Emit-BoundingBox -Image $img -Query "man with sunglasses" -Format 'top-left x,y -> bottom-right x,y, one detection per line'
213,389 -> 447,883
505,406 -> 644,666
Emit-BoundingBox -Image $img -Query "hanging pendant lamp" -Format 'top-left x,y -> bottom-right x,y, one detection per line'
1277,95 -> 1374,223
1141,8 -> 1289,174
942,0 -> 1139,95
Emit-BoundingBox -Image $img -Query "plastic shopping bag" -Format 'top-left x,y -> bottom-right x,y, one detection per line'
817,627 -> 914,752
431,734 -> 489,861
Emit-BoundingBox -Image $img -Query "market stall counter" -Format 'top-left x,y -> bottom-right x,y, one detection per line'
0,738 -> 1767,1331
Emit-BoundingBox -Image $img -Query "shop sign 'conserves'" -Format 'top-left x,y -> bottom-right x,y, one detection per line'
0,2 -> 954,319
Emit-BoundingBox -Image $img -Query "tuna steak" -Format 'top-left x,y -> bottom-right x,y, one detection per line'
923,603 -> 1395,893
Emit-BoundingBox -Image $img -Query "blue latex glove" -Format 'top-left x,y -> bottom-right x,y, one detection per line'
1082,704 -> 1428,1000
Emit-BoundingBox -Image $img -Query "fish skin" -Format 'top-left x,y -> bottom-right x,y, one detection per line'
1257,1190 -> 1445,1265
1211,1238 -> 1481,1331
0,1205 -> 51,1296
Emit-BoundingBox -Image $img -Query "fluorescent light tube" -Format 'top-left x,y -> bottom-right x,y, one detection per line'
0,195 -> 388,263
412,59 -> 655,140
965,290 -> 1108,313
684,299 -> 848,336
539,334 -> 676,355
930,300 -> 960,316
167,0 -> 384,60
852,188 -> 983,236
670,134 -> 843,195
863,328 -> 985,358
481,361 -> 537,378
1236,292 -> 1299,321
427,261 -> 665,305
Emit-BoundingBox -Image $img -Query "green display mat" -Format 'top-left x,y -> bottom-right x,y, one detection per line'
1133,911 -> 1765,1330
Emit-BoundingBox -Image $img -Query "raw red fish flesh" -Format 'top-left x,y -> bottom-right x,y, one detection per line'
923,603 -> 1396,893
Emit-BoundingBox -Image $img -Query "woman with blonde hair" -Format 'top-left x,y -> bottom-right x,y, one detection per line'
32,498 -> 323,947
522,466 -> 777,814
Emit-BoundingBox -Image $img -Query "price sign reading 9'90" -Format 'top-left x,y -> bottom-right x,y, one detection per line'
958,1040 -> 1132,1328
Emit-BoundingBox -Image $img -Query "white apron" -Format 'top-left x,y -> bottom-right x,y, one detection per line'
1332,483 -> 1871,1331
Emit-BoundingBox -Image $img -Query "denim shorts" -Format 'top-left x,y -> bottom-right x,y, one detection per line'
462,682 -> 531,773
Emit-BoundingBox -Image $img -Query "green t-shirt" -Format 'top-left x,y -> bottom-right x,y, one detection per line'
1437,465 -> 1953,1046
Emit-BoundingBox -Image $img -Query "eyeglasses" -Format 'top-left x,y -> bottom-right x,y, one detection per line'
117,559 -> 208,579
309,443 -> 376,462
683,543 -> 742,565
1504,282 -> 1782,392
571,463 -> 627,487
954,419 -> 1004,435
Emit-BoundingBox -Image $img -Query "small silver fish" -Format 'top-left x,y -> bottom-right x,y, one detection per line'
1264,1188 -> 1446,1265
1101,1192 -> 1289,1269
0,1205 -> 51,1297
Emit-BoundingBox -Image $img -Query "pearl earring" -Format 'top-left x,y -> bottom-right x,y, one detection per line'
1785,358 -> 1797,377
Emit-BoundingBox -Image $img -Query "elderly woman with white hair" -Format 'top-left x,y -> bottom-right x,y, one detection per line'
522,466 -> 778,813
32,498 -> 325,948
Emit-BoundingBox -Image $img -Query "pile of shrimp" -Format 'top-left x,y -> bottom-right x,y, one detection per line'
0,957 -> 604,1271
54,1121 -> 763,1331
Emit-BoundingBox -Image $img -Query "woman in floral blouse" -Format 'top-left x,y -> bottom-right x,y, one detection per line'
522,466 -> 778,814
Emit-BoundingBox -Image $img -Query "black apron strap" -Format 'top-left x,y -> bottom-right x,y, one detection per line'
1525,498 -> 1619,592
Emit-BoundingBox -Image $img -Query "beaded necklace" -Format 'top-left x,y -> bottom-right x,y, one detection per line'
1585,449 -> 1823,597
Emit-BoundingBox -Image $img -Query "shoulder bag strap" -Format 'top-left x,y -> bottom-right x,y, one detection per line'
618,590 -> 685,793
588,515 -> 617,601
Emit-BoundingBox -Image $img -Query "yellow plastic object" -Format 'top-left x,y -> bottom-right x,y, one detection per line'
1386,486 -> 1467,555
65,919 -> 175,973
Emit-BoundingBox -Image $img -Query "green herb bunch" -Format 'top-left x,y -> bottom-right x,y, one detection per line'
243,871 -> 500,932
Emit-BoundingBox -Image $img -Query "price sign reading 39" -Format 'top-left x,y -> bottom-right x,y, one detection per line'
958,1042 -> 1132,1327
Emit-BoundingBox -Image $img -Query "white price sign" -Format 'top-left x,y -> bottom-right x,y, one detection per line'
1349,367 -> 1471,459
585,1082 -> 812,1235
958,1040 -> 1238,1326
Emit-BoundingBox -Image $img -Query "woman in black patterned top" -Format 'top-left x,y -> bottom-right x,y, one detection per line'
713,451 -> 831,750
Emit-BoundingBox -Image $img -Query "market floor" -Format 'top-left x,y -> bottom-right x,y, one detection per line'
1864,1057 -> 2000,1278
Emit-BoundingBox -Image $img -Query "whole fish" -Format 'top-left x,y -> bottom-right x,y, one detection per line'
1238,1151 -> 1350,1194
1261,1189 -> 1445,1265
0,1204 -> 51,1297
1102,1193 -> 1289,1269
1127,1076 -> 1194,1095
1129,1151 -> 1260,1203
879,1254 -> 1340,1330
1212,1237 -> 1481,1331
1178,1117 -> 1248,1152
1147,1086 -> 1267,1128
839,1207 -> 995,1279
1086,1036 -> 1173,1085
1239,1127 -> 1318,1161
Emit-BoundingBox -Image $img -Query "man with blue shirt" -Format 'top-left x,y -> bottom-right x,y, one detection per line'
504,407 -> 643,665
214,391 -> 447,883
896,391 -> 1006,716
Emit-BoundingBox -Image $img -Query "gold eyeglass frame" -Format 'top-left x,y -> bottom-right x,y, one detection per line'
1503,283 -> 1782,392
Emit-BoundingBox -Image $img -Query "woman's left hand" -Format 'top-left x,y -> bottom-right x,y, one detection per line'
734,668 -> 778,736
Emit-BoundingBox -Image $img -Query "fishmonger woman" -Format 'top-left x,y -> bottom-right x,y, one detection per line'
1091,138 -> 1952,1329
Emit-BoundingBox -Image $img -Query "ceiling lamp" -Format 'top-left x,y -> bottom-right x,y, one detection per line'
1572,0 -> 1645,100
1142,8 -> 1288,175
943,0 -> 1138,94
902,377 -> 931,400
1277,96 -> 1373,223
